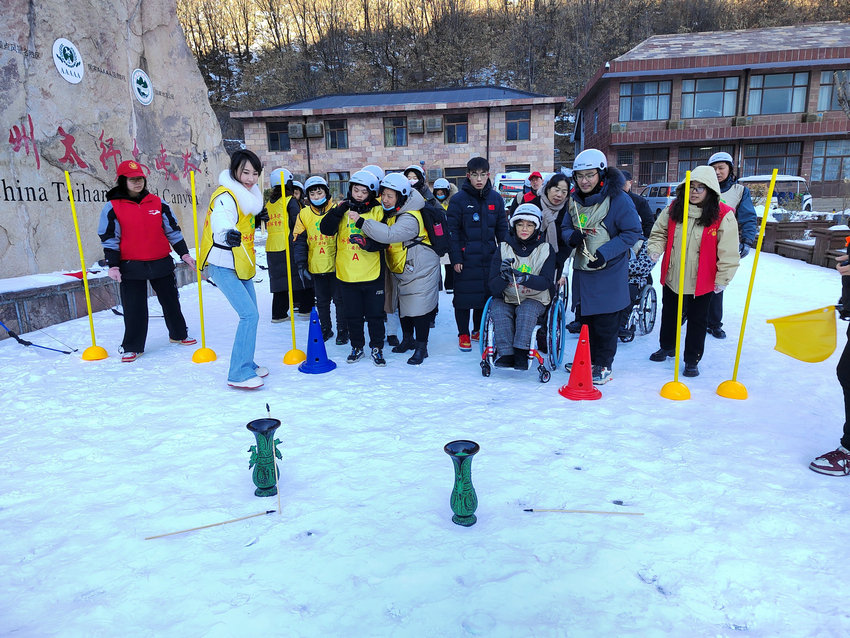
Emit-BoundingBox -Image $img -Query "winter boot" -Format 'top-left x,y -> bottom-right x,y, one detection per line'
494,353 -> 515,368
407,342 -> 428,365
391,333 -> 415,354
387,335 -> 400,347
513,348 -> 530,371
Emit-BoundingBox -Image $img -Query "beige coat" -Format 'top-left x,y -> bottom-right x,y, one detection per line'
647,204 -> 740,295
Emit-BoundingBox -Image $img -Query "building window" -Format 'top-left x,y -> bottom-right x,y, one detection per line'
504,164 -> 531,173
681,77 -> 738,119
638,148 -> 669,184
593,109 -> 598,134
617,150 -> 633,167
742,142 -> 802,176
747,73 -> 808,115
812,140 -> 850,182
677,145 -> 735,181
327,171 -> 350,200
506,110 -> 530,141
445,114 -> 468,144
818,71 -> 848,111
267,122 -> 290,152
384,117 -> 407,147
445,167 -> 467,188
619,81 -> 671,122
325,119 -> 348,150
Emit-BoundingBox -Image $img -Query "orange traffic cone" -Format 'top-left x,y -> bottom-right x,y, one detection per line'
558,324 -> 601,401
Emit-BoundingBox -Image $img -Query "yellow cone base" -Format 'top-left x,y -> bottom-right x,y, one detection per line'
716,379 -> 748,400
283,349 -> 306,365
192,347 -> 217,363
82,345 -> 108,361
660,380 -> 690,401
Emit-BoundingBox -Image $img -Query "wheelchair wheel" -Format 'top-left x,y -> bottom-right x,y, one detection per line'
546,283 -> 568,371
481,361 -> 491,377
479,297 -> 495,362
538,366 -> 551,383
637,285 -> 658,335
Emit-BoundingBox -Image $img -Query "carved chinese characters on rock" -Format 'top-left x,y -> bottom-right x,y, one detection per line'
57,127 -> 88,169
155,144 -> 178,181
98,130 -> 122,172
9,114 -> 40,169
131,138 -> 151,175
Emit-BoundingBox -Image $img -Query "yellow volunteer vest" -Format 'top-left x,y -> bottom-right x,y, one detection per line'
265,195 -> 291,253
335,204 -> 384,283
199,186 -> 256,280
297,203 -> 337,274
385,210 -> 429,274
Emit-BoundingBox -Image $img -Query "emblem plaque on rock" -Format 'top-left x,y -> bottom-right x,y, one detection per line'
52,38 -> 84,84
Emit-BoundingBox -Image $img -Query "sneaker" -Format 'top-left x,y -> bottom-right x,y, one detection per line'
371,347 -> 386,367
255,366 -> 270,378
458,335 -> 472,351
346,347 -> 364,363
707,326 -> 727,339
591,365 -> 613,385
810,446 -> 850,476
683,363 -> 700,377
336,332 -> 349,346
618,327 -> 635,340
170,337 -> 197,346
564,362 -> 572,373
566,320 -> 582,334
494,354 -> 515,368
271,316 -> 288,323
387,335 -> 400,347
649,348 -> 675,362
322,328 -> 334,342
228,376 -> 264,390
121,352 -> 142,363
470,330 -> 480,342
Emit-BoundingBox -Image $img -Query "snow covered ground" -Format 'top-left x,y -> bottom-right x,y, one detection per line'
1,250 -> 849,637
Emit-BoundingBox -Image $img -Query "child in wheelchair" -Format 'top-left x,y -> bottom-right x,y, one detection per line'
618,240 -> 657,342
486,204 -> 557,370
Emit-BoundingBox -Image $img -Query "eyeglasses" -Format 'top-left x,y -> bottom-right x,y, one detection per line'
468,172 -> 489,179
574,171 -> 598,182
689,185 -> 707,193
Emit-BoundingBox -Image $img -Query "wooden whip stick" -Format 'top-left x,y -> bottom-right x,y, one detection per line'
145,510 -> 275,540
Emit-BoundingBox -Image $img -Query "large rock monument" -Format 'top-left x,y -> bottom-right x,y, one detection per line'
0,0 -> 230,278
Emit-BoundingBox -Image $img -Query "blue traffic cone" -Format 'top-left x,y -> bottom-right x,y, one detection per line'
299,308 -> 337,374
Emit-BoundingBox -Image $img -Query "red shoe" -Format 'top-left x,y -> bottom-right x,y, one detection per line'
470,330 -> 480,342
458,335 -> 472,351
810,446 -> 850,476
121,352 -> 142,363
170,337 -> 197,346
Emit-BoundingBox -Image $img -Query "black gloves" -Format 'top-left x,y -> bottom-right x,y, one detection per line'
349,234 -> 367,248
499,258 -> 515,281
256,207 -> 269,224
587,253 -> 606,269
224,229 -> 242,248
739,241 -> 754,258
512,270 -> 530,285
297,264 -> 312,287
336,200 -> 350,214
567,230 -> 587,248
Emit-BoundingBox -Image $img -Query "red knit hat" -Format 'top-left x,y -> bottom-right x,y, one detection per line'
117,160 -> 145,179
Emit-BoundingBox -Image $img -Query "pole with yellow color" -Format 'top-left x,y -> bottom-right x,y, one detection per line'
65,171 -> 108,361
189,171 -> 216,363
717,169 -> 779,399
281,192 -> 306,365
660,171 -> 692,401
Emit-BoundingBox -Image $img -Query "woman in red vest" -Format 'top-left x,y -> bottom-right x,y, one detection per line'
98,160 -> 196,362
646,165 -> 740,378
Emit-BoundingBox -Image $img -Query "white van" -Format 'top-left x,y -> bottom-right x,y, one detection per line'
493,171 -> 556,208
738,175 -> 813,212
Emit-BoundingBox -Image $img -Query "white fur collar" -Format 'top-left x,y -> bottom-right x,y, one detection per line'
218,169 -> 263,215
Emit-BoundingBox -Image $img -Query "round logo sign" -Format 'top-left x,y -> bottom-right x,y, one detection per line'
131,69 -> 154,106
52,38 -> 84,84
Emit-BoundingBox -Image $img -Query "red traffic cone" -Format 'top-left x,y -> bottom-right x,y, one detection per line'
558,324 -> 601,401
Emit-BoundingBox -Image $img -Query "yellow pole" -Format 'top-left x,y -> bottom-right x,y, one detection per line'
190,171 -> 216,363
660,171 -> 691,401
65,171 -> 108,361
282,192 -> 306,365
717,169 -> 780,400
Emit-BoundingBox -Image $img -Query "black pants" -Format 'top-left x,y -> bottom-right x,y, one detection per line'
444,265 -> 454,291
659,285 -> 712,365
837,324 -> 850,448
313,273 -> 345,334
707,289 -> 723,329
120,274 -> 188,353
401,307 -> 438,343
582,310 -> 621,368
338,278 -> 385,349
272,288 -> 314,319
455,307 -> 484,337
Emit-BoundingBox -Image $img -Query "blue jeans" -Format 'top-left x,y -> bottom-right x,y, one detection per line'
207,265 -> 260,382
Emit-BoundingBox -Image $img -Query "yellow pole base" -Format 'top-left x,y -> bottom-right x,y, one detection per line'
283,349 -> 306,365
82,345 -> 108,361
716,379 -> 748,400
660,380 -> 691,401
192,347 -> 217,363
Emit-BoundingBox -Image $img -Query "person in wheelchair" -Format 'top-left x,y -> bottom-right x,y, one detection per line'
618,240 -> 656,341
487,204 -> 557,370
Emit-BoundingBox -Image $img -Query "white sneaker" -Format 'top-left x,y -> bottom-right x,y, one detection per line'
228,376 -> 264,390
255,366 -> 269,378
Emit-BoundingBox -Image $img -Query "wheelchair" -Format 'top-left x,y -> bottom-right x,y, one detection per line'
619,242 -> 658,343
479,283 -> 568,383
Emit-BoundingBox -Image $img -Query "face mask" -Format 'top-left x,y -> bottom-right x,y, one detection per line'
435,192 -> 446,201
381,202 -> 396,211
310,196 -> 327,207
407,177 -> 418,186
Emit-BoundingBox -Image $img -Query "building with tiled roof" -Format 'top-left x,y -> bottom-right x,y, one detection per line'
573,21 -> 850,204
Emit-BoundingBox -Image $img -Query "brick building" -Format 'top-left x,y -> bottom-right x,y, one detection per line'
573,22 -> 850,202
231,86 -> 566,198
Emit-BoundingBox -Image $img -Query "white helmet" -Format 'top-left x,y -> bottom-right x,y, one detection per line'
361,165 -> 385,181
270,168 -> 293,188
292,180 -> 304,193
304,175 -> 329,191
510,203 -> 542,230
379,173 -> 411,199
433,178 -> 450,191
708,151 -> 734,167
349,170 -> 380,197
573,149 -> 607,173
404,164 -> 425,182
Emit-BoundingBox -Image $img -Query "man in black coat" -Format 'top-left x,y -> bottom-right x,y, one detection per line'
446,156 -> 509,351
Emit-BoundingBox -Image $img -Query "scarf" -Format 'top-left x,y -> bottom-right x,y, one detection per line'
217,169 -> 263,215
538,191 -> 563,254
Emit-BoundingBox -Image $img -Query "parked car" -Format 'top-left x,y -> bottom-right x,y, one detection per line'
738,174 -> 813,212
493,171 -> 556,208
639,182 -> 680,217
